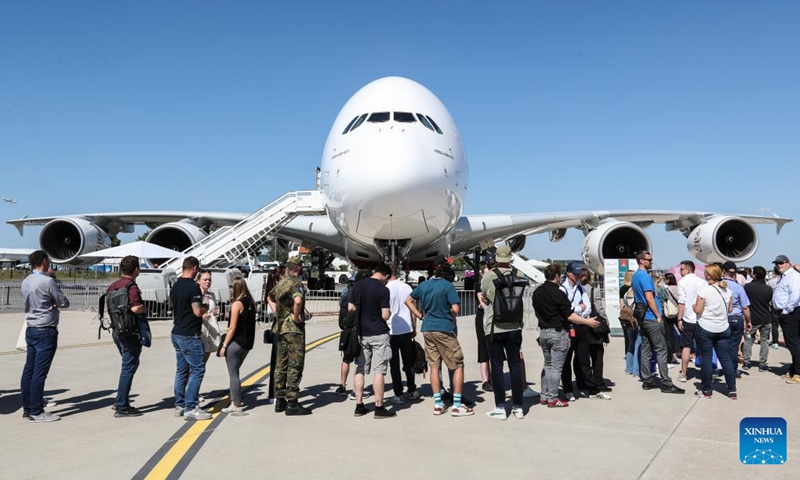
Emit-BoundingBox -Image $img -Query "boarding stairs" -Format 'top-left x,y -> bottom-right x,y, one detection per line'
510,252 -> 545,284
160,190 -> 326,273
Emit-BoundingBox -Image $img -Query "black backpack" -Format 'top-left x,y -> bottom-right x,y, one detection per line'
491,268 -> 527,328
98,281 -> 139,338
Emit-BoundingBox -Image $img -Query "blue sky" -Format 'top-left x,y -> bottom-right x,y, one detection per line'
1,1 -> 798,269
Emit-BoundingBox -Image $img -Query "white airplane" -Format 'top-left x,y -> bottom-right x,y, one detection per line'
5,77 -> 792,271
2,197 -> 17,204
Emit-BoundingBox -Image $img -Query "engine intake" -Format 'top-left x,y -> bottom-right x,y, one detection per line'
686,216 -> 758,264
39,218 -> 110,266
582,221 -> 651,273
146,222 -> 207,262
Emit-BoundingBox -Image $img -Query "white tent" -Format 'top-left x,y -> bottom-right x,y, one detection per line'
80,241 -> 186,260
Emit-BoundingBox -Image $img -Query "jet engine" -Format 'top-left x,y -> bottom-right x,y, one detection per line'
686,216 -> 758,264
582,221 -> 652,273
506,234 -> 526,253
146,222 -> 207,253
39,218 -> 110,266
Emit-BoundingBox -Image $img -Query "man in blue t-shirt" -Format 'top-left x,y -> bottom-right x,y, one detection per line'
632,251 -> 684,394
405,256 -> 474,417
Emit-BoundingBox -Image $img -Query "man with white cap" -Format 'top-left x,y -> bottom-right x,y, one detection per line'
771,254 -> 800,384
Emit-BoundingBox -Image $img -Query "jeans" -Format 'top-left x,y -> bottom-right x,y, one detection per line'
113,331 -> 142,410
624,327 -> 642,375
489,330 -> 524,408
172,334 -> 206,410
727,314 -> 744,367
778,310 -> 800,376
640,321 -> 673,386
696,325 -> 736,394
539,329 -> 569,402
21,327 -> 58,416
743,323 -> 771,364
389,332 -> 417,395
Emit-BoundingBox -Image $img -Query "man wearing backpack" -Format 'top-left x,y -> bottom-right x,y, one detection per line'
559,262 -> 594,401
107,255 -> 146,418
481,246 -> 527,419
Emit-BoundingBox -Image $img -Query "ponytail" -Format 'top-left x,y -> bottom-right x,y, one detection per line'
719,279 -> 728,289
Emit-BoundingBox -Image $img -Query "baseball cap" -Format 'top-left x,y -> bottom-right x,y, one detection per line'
566,262 -> 583,275
432,255 -> 448,267
495,245 -> 512,264
773,255 -> 790,264
722,261 -> 737,273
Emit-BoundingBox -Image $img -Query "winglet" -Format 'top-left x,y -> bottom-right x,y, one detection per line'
12,216 -> 28,236
773,215 -> 792,234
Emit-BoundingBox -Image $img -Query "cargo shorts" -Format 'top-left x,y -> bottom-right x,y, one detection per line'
423,331 -> 465,370
356,334 -> 392,375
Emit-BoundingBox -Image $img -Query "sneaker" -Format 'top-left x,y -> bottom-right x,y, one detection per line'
597,385 -> 613,393
522,387 -> 539,398
486,408 -> 507,420
592,392 -> 612,400
770,343 -> 779,350
221,404 -> 244,414
374,406 -> 397,419
349,390 -> 371,401
539,399 -> 548,406
511,407 -> 524,419
780,372 -> 793,380
727,392 -> 738,400
389,395 -> 405,405
183,407 -> 212,421
565,392 -> 576,402
451,405 -> 474,417
354,403 -> 371,417
408,390 -> 421,401
694,390 -> 712,399
677,374 -> 687,383
198,396 -> 205,403
433,403 -> 446,415
786,375 -> 800,384
334,385 -> 347,396
29,411 -> 61,423
114,407 -> 143,418
44,398 -> 57,408
22,412 -> 30,421
482,381 -> 493,392
641,382 -> 658,391
759,364 -> 768,372
742,361 -> 751,371
547,399 -> 569,408
660,384 -> 685,394
174,406 -> 185,417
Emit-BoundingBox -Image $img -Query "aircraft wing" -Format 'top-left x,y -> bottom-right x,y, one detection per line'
0,247 -> 35,261
6,212 -> 248,236
450,210 -> 792,256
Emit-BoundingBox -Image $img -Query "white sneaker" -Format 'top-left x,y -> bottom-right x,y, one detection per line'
409,391 -> 421,401
44,398 -> 57,408
592,393 -> 612,400
198,396 -> 206,403
522,387 -> 539,398
486,408 -> 507,420
677,374 -> 688,383
349,390 -> 371,401
221,404 -> 243,414
389,395 -> 405,405
174,406 -> 185,417
183,407 -> 212,421
511,407 -> 524,419
29,411 -> 61,423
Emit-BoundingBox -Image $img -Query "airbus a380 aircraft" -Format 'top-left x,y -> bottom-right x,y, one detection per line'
7,77 -> 792,272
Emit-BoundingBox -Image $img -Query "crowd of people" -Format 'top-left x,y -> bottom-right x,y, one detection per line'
16,246 -> 800,423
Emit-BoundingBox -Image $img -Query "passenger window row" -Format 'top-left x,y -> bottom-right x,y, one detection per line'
342,112 -> 443,135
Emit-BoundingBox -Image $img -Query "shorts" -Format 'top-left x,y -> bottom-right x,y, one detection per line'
423,331 -> 465,370
356,334 -> 391,375
679,321 -> 697,349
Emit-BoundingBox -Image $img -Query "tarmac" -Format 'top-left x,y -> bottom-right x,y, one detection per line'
0,310 -> 797,480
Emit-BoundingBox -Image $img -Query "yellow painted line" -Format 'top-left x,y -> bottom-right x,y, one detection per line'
143,331 -> 341,480
0,335 -> 171,356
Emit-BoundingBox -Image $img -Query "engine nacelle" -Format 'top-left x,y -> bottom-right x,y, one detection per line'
686,216 -> 758,264
39,218 -> 110,266
146,222 -> 207,253
506,234 -> 526,253
582,221 -> 652,273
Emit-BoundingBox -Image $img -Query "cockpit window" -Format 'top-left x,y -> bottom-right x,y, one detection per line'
416,113 -> 434,132
342,116 -> 359,135
393,112 -> 416,123
367,112 -> 390,123
426,115 -> 443,134
349,113 -> 368,132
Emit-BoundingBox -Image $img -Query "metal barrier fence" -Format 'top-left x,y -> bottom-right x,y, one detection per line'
0,283 -> 540,329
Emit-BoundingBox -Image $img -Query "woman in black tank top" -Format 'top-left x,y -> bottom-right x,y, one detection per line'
219,277 -> 257,413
